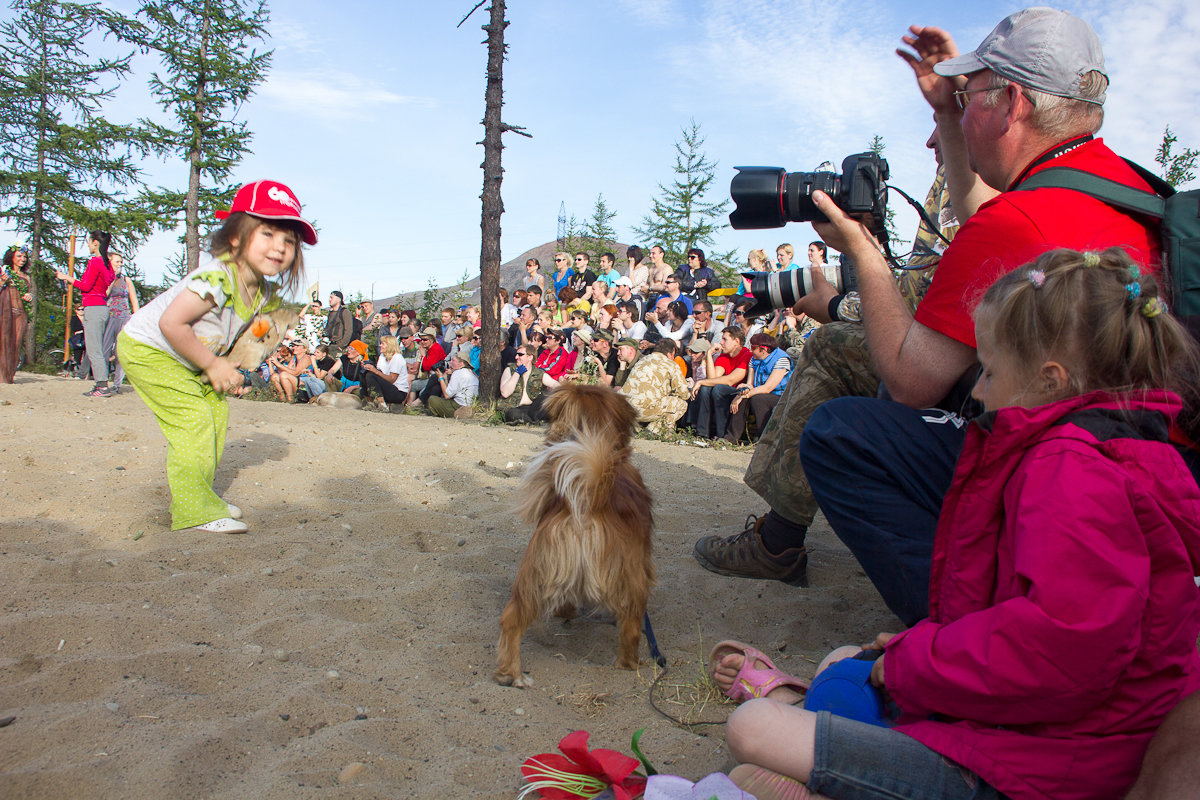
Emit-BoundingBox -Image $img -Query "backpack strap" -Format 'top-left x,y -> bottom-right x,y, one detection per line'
1016,165 -> 1168,220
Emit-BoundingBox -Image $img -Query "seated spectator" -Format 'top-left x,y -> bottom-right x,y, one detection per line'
692,299 -> 724,343
619,338 -> 690,435
686,338 -> 711,386
535,329 -> 573,381
500,288 -> 518,327
498,345 -> 553,424
614,300 -> 647,340
338,339 -> 368,394
449,324 -> 474,361
523,257 -> 545,292
593,303 -> 620,338
270,340 -> 312,402
725,332 -> 792,444
427,351 -> 478,418
464,305 -> 481,329
771,307 -> 820,355
646,244 -> 674,298
467,330 -> 482,372
612,337 -> 640,389
687,326 -> 751,438
659,274 -> 694,314
361,334 -> 410,410
564,310 -> 592,340
376,308 -> 405,352
675,247 -> 721,302
506,304 -> 537,349
300,343 -> 342,398
408,326 -> 448,408
725,248 -> 772,321
652,299 -> 695,347
589,280 -> 613,319
526,284 -> 544,310
597,252 -> 621,287
613,276 -> 646,320
625,246 -> 649,296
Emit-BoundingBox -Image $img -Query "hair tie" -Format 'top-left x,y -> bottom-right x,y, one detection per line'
1126,281 -> 1142,300
1028,269 -> 1046,288
1127,264 -> 1142,280
1142,297 -> 1167,318
1082,252 -> 1100,267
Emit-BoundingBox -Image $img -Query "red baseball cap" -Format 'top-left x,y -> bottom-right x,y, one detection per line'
216,179 -> 318,245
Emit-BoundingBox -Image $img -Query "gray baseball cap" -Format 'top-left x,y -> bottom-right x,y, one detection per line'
934,8 -> 1106,105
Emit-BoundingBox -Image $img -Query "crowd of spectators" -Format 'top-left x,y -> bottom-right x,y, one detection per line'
259,247 -> 825,437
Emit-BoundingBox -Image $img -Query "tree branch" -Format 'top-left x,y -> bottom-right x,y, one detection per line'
457,0 -> 487,28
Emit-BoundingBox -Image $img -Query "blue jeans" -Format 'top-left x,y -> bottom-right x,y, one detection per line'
801,397 -> 967,626
809,711 -> 1008,800
689,383 -> 738,438
300,374 -> 327,397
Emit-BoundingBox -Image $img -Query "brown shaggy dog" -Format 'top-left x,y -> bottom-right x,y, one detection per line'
494,383 -> 655,688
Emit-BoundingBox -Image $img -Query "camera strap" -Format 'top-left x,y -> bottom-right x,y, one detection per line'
1009,134 -> 1094,190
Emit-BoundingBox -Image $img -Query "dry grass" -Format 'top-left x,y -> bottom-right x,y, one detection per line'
553,687 -> 614,717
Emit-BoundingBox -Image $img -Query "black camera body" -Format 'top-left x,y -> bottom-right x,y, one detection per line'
728,152 -> 890,237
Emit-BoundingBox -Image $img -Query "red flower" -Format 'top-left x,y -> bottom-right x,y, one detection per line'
520,730 -> 647,800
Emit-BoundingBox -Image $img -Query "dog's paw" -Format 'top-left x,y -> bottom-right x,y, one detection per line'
615,656 -> 643,671
493,670 -> 535,688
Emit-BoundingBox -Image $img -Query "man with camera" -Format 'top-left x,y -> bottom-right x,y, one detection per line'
696,8 -> 1161,626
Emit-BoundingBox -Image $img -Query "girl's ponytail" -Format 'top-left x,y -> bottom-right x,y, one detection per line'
90,230 -> 112,271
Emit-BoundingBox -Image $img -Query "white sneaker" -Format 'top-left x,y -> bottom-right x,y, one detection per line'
192,517 -> 248,534
226,504 -> 243,520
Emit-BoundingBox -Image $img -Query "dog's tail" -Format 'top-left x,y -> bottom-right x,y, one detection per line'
515,437 -> 622,528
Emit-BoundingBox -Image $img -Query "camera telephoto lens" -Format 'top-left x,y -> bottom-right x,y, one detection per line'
736,265 -> 854,318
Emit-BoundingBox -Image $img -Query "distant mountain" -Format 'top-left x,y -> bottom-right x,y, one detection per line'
375,240 -> 630,311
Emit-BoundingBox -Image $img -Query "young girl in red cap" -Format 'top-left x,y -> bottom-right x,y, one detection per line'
118,180 -> 317,534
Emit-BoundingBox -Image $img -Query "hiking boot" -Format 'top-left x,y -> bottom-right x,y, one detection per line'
693,515 -> 809,587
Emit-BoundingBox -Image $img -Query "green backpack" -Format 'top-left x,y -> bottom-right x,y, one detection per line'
1017,161 -> 1200,339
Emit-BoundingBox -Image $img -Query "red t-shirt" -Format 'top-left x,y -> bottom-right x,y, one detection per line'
914,137 -> 1160,348
714,347 -> 752,380
421,342 -> 447,371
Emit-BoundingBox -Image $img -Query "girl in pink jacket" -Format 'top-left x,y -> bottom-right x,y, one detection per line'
712,248 -> 1200,800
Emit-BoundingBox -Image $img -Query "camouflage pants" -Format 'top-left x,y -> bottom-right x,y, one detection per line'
743,322 -> 880,525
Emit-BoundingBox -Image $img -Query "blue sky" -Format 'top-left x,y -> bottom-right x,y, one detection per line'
4,0 -> 1198,299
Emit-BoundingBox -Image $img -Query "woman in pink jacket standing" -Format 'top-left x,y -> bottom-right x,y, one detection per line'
56,231 -> 115,397
710,248 -> 1200,800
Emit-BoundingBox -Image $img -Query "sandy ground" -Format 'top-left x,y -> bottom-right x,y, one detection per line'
0,373 -> 896,799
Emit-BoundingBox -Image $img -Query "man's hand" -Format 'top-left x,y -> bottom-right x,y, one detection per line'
896,25 -> 962,114
793,269 -> 839,323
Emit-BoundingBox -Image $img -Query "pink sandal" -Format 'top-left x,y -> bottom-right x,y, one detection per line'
710,640 -> 810,704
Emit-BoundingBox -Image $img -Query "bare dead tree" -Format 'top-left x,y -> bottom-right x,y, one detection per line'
460,0 -> 529,402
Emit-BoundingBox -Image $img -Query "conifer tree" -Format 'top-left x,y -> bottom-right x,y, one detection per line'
1156,125 -> 1198,188
0,0 -> 147,360
635,120 -> 733,271
582,193 -> 618,263
134,0 -> 272,273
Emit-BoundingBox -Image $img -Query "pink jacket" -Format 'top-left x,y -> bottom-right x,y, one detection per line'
74,256 -> 115,307
886,390 -> 1200,800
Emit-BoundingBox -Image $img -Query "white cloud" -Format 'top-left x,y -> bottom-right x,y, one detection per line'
613,0 -> 681,27
666,0 -> 912,160
269,20 -> 320,55
1083,0 -> 1200,183
260,70 -> 435,119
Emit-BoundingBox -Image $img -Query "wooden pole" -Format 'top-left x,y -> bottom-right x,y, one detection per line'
62,228 -> 76,364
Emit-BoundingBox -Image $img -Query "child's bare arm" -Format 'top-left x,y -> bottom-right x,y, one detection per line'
159,290 -> 240,390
